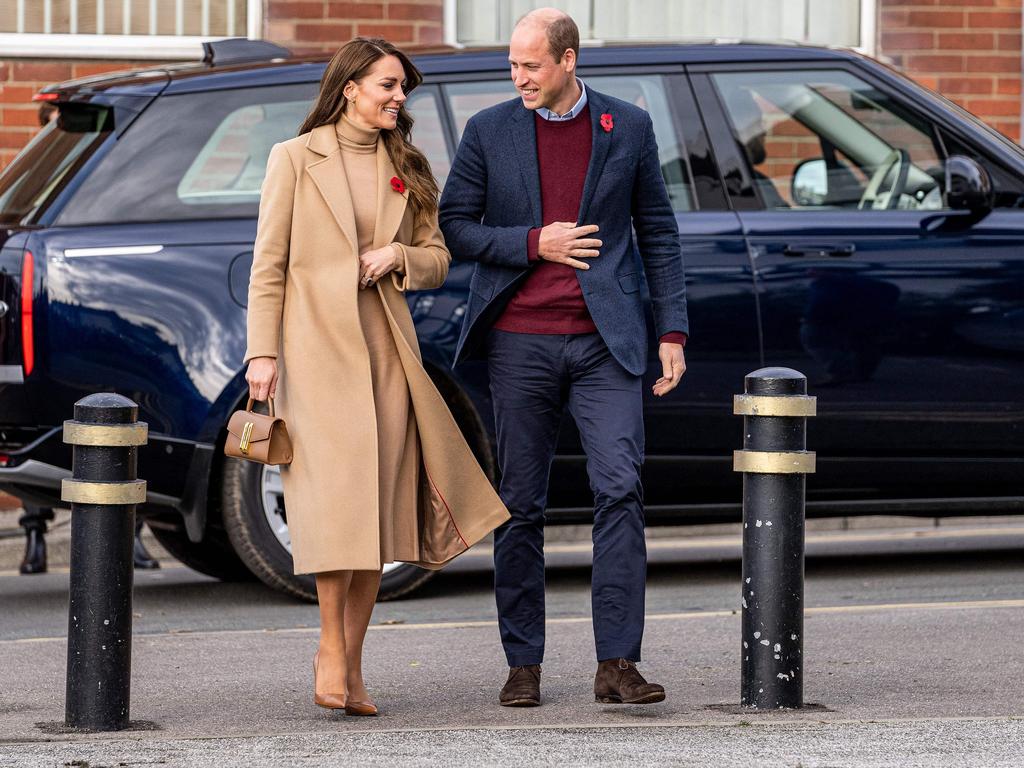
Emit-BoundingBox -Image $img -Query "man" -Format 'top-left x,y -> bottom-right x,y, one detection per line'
439,9 -> 688,707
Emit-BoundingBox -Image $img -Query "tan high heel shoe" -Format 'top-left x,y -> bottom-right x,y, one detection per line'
344,698 -> 379,717
312,651 -> 348,710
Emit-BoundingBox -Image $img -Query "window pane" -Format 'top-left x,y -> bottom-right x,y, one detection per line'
57,84 -> 317,225
0,103 -> 112,225
406,89 -> 450,189
712,70 -> 947,211
587,74 -> 692,212
177,100 -> 307,207
58,84 -> 450,225
456,0 -> 862,47
0,0 -> 248,36
446,80 -> 518,139
445,75 -> 693,211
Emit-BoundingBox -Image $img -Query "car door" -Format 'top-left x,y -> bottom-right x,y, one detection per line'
692,63 -> 1024,502
442,72 -> 759,516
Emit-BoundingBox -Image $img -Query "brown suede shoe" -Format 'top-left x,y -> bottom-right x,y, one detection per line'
499,664 -> 541,707
594,658 -> 666,704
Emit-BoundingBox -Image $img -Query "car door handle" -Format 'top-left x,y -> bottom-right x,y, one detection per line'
782,243 -> 856,258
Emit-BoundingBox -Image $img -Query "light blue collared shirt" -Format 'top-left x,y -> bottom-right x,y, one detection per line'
536,79 -> 588,121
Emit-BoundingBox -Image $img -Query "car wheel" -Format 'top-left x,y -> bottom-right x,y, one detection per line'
220,458 -> 434,602
146,516 -> 255,582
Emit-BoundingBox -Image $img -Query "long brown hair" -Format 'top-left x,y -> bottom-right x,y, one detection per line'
299,37 -> 439,220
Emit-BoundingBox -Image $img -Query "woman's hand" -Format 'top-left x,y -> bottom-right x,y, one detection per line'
358,244 -> 399,289
246,357 -> 278,402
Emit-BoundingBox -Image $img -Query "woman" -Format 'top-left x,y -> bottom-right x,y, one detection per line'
244,38 -> 508,715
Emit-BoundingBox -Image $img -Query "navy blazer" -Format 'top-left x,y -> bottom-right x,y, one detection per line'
438,87 -> 688,376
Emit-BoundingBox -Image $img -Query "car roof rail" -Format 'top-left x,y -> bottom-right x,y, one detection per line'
201,38 -> 292,66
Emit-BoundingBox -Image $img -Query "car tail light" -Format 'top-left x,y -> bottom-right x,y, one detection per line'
21,251 -> 34,376
32,92 -> 59,102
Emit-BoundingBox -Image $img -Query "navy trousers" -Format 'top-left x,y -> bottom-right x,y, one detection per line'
487,330 -> 647,666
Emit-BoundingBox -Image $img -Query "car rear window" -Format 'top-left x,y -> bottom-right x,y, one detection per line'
0,103 -> 112,226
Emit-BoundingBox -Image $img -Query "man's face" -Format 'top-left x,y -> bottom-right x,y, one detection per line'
508,24 -> 574,111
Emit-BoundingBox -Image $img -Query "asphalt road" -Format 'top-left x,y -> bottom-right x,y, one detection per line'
2,521 -> 1024,766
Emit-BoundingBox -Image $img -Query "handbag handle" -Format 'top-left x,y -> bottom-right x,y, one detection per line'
245,396 -> 276,418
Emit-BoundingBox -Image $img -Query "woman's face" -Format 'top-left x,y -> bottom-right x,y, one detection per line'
344,54 -> 408,130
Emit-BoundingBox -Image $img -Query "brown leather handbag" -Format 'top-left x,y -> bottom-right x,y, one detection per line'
224,398 -> 293,466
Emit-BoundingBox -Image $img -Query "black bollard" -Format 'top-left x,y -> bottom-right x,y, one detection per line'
733,368 -> 815,709
62,393 -> 148,731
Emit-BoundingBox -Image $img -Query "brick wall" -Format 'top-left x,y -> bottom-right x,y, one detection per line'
267,0 -> 444,51
877,0 -> 1022,141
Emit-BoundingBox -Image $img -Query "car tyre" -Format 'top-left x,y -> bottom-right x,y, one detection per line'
146,517 -> 255,582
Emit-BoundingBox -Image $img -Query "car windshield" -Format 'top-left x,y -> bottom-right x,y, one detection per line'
0,103 -> 112,226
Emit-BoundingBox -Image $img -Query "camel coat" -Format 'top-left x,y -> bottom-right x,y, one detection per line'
244,124 -> 509,575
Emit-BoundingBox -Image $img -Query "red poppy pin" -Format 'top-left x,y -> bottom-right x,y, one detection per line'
390,176 -> 406,194
600,113 -> 614,133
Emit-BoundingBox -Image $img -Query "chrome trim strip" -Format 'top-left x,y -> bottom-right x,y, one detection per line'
63,245 -> 164,258
0,459 -> 70,486
0,459 -> 179,506
0,365 -> 24,383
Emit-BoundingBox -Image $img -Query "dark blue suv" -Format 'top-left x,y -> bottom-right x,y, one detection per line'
0,40 -> 1021,601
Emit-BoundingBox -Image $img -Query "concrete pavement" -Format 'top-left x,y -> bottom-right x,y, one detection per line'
2,521 -> 1024,766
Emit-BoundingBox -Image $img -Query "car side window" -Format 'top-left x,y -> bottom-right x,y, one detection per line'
57,84 -> 451,225
405,89 -> 451,189
444,75 -> 694,212
176,100 -> 312,206
57,84 -> 318,225
711,70 -> 949,212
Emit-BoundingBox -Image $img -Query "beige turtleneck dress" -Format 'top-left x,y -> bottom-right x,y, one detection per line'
336,113 -> 416,565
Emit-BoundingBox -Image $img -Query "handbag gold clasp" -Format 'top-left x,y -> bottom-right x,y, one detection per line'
239,421 -> 254,454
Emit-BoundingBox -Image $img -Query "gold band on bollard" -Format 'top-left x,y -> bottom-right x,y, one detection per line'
63,421 -> 148,447
61,479 -> 147,505
733,450 -> 816,474
733,395 -> 817,418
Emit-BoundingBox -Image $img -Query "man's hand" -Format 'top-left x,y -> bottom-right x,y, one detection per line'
538,221 -> 601,269
653,342 -> 686,397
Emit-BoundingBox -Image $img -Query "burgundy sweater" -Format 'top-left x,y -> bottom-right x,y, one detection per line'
493,105 -> 686,347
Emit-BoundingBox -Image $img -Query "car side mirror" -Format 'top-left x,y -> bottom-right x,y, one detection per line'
792,158 -> 827,206
945,155 -> 994,216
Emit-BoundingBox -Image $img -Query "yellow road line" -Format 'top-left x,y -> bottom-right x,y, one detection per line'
540,525 -> 1024,555
5,598 -> 1023,645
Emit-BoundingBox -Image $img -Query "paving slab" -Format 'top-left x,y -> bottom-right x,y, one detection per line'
3,524 -> 1024,766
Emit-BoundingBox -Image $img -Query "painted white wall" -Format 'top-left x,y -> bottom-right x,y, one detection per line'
448,0 -> 873,53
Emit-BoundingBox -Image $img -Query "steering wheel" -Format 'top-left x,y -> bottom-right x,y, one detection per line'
858,148 -> 911,210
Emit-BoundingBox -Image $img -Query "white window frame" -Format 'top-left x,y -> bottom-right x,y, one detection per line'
0,0 -> 263,60
444,0 -> 876,56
